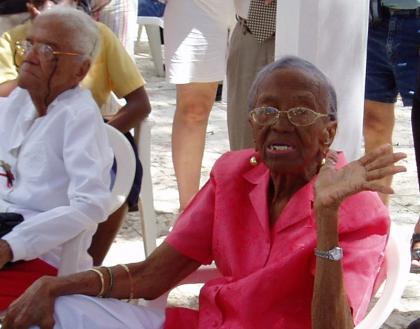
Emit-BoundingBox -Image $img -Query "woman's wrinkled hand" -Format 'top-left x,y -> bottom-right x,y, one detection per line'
315,144 -> 406,209
2,276 -> 57,329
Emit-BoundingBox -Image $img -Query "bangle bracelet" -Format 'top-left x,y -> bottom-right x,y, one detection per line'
119,264 -> 134,302
88,268 -> 105,297
104,266 -> 114,297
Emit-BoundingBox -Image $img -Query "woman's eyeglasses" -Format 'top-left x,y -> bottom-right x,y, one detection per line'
15,40 -> 81,63
249,106 -> 330,127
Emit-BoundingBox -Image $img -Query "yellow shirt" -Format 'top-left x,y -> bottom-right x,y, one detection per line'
0,21 -> 145,109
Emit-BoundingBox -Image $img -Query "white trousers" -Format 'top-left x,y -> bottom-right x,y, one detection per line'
29,295 -> 165,329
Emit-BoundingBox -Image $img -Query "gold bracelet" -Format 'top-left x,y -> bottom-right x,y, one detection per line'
119,264 -> 134,302
104,266 -> 114,297
88,268 -> 105,297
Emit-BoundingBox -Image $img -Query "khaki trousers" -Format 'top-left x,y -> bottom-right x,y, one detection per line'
226,21 -> 275,151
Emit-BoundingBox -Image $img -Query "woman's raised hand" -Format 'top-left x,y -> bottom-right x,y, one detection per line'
315,144 -> 407,209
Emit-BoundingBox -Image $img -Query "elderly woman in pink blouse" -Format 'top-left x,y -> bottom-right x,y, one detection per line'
2,57 -> 406,329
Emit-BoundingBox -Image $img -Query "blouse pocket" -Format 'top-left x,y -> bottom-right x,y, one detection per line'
16,142 -> 47,181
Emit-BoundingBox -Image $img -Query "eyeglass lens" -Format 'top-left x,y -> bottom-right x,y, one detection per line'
252,107 -> 323,127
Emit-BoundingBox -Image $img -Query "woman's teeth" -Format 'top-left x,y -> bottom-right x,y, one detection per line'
268,145 -> 292,151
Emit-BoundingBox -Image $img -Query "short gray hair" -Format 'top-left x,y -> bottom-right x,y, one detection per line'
248,56 -> 338,120
35,6 -> 100,61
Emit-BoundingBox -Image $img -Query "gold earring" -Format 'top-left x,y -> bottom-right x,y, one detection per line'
250,155 -> 258,166
321,158 -> 326,166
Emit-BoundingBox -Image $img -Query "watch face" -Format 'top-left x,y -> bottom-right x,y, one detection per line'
330,247 -> 343,260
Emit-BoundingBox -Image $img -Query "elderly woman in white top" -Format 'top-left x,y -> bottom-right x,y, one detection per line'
0,6 -> 113,310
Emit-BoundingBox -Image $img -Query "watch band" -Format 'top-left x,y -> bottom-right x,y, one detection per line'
314,246 -> 343,261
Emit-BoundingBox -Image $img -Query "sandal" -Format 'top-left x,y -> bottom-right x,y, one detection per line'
410,233 -> 420,273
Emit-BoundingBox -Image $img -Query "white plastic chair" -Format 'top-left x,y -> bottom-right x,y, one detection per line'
355,227 -> 410,329
134,118 -> 157,257
109,94 -> 157,257
58,124 -> 136,276
146,228 -> 410,328
137,16 -> 165,77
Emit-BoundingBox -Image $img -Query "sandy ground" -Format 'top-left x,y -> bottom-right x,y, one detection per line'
103,34 -> 420,328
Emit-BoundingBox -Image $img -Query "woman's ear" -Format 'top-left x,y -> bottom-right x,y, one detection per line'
76,59 -> 91,81
322,120 -> 337,146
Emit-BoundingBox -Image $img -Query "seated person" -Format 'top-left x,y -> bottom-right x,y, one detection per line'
2,57 -> 407,329
0,0 -> 152,266
0,6 -> 113,311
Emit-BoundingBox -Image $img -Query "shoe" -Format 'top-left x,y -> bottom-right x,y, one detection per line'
410,233 -> 420,273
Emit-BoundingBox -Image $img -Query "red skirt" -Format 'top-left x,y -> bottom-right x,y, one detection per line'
0,259 -> 57,310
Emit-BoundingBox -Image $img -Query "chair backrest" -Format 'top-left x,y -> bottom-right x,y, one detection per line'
58,124 -> 136,276
106,124 -> 136,213
147,227 -> 410,328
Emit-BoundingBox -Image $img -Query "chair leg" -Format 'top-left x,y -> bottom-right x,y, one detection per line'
136,119 -> 158,257
145,24 -> 165,77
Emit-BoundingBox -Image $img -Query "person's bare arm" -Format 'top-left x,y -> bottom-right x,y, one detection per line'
106,86 -> 151,133
311,145 -> 406,329
0,239 -> 12,268
2,242 -> 201,329
312,206 -> 354,329
0,80 -> 17,97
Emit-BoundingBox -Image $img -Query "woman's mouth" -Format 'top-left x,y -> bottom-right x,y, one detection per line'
266,143 -> 295,154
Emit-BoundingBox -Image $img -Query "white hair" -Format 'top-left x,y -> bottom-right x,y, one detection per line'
35,6 -> 100,61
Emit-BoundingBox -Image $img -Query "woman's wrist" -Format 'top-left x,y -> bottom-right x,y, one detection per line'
314,205 -> 339,250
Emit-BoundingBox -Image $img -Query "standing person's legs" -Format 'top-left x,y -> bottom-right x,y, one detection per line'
363,99 -> 395,205
364,14 -> 420,205
172,83 -> 217,209
226,20 -> 274,151
410,57 -> 420,273
164,0 -> 228,209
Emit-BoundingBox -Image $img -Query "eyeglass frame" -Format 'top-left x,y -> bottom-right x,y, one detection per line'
249,106 -> 333,127
14,40 -> 81,65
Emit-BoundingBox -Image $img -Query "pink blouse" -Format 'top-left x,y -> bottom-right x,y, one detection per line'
165,149 -> 389,329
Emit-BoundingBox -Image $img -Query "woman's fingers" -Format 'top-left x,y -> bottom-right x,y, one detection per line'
320,150 -> 338,171
364,182 -> 395,195
358,144 -> 393,166
365,151 -> 407,171
366,165 -> 407,181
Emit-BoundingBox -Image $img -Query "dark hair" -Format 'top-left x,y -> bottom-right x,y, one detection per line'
248,56 -> 338,121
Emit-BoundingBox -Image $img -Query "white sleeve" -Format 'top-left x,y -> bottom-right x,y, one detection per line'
3,105 -> 114,262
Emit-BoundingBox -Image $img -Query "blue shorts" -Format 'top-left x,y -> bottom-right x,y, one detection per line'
138,0 -> 165,17
365,12 -> 420,106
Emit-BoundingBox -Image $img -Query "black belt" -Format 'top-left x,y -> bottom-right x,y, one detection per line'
386,7 -> 420,17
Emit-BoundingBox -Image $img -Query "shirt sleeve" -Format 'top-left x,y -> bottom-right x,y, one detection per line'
165,177 -> 216,265
0,25 -> 23,84
100,23 -> 145,98
3,103 -> 113,262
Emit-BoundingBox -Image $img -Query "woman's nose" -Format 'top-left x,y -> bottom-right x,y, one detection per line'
271,112 -> 294,131
24,46 -> 40,63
